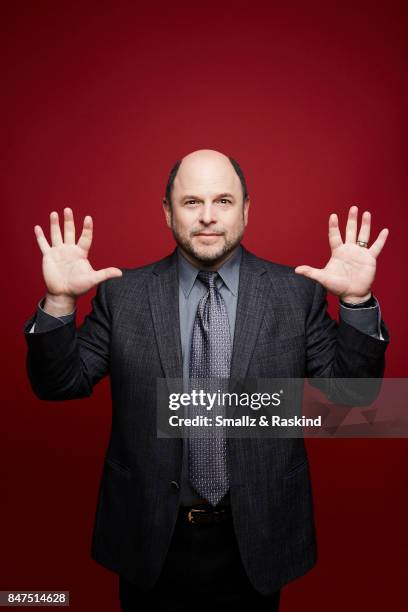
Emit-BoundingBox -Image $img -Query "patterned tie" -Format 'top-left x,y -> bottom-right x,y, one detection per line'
188,270 -> 231,506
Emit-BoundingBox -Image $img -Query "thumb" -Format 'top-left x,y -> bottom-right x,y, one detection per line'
294,265 -> 325,284
93,267 -> 123,285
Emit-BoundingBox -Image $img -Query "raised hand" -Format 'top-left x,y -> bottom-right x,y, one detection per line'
294,206 -> 389,303
34,208 -> 123,301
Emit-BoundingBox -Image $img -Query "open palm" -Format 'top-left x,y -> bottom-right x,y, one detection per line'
295,206 -> 389,302
34,208 -> 122,298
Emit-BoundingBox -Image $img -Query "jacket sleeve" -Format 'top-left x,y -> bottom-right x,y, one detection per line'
305,280 -> 390,405
22,280 -> 112,401
28,297 -> 77,333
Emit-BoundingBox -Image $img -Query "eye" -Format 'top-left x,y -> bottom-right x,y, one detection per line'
218,199 -> 232,204
185,200 -> 199,206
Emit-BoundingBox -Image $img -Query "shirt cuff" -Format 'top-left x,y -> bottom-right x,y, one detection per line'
29,297 -> 76,333
339,295 -> 384,340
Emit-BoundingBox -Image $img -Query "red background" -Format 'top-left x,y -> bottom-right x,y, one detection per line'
3,1 -> 407,610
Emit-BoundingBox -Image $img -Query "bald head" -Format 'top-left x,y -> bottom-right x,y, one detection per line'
183,148 -> 230,165
164,149 -> 249,208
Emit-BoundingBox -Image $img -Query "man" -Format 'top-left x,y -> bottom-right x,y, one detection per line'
23,149 -> 390,611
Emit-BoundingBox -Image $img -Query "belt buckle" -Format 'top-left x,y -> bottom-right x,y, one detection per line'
187,508 -> 207,524
187,507 -> 228,524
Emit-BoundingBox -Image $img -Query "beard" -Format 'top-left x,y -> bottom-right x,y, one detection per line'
170,221 -> 245,266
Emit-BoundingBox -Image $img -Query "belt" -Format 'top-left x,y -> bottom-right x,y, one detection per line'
181,505 -> 231,525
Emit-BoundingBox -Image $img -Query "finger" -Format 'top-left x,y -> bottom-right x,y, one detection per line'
93,267 -> 123,285
63,207 -> 75,244
77,215 -> 93,252
369,228 -> 389,258
294,265 -> 327,284
49,210 -> 63,246
357,210 -> 371,245
345,205 -> 358,243
34,225 -> 51,254
328,213 -> 343,250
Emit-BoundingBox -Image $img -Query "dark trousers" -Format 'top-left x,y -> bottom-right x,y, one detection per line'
119,506 -> 281,611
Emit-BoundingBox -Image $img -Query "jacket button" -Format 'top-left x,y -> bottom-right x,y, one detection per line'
170,480 -> 180,490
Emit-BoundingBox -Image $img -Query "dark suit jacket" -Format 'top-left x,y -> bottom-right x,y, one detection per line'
23,244 -> 389,595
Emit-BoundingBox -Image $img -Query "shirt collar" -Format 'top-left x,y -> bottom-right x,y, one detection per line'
177,244 -> 242,298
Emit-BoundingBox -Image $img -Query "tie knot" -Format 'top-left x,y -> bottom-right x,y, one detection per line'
198,270 -> 218,289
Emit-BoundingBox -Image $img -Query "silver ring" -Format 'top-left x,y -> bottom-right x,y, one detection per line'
356,240 -> 368,248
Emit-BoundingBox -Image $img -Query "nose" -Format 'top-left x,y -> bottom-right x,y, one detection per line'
199,201 -> 217,225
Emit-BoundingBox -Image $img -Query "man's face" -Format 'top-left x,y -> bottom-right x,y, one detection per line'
163,152 -> 250,268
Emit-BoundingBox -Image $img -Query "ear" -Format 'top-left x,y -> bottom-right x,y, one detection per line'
243,197 -> 250,226
162,198 -> 172,228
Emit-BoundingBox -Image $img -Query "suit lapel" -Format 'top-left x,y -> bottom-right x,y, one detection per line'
148,247 -> 183,379
230,245 -> 269,380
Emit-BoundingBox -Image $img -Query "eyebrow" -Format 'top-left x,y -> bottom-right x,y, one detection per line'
181,193 -> 235,202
